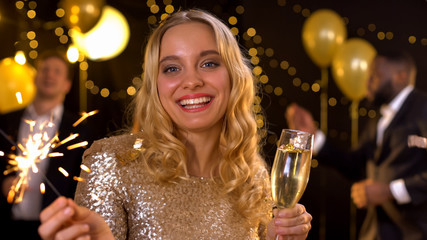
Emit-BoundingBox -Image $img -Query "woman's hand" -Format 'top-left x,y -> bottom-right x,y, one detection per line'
38,197 -> 114,240
267,204 -> 312,240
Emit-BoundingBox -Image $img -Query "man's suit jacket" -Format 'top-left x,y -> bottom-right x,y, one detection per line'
0,108 -> 91,221
317,89 -> 427,240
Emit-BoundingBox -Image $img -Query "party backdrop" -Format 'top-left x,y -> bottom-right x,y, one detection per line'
1,0 -> 427,239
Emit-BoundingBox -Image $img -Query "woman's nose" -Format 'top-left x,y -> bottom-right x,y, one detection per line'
182,69 -> 204,89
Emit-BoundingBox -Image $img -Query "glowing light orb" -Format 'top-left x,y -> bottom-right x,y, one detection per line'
0,57 -> 36,114
14,51 -> 26,65
70,5 -> 130,61
67,45 -> 80,63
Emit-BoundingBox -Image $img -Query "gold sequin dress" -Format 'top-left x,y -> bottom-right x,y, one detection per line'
75,134 -> 272,240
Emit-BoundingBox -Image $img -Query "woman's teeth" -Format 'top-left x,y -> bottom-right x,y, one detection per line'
179,97 -> 212,109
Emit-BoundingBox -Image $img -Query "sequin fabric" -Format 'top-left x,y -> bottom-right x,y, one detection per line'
75,134 -> 271,240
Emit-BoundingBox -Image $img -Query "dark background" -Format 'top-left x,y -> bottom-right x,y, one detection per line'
1,0 -> 427,239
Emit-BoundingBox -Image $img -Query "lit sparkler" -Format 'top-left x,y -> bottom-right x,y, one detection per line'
5,129 -> 53,203
1,110 -> 98,204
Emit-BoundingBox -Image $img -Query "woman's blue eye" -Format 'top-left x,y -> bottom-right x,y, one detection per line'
203,62 -> 218,68
164,66 -> 179,73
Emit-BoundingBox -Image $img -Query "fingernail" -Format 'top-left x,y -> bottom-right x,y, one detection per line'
82,235 -> 90,240
57,197 -> 66,207
278,212 -> 287,217
83,224 -> 90,231
274,219 -> 282,225
64,207 -> 73,215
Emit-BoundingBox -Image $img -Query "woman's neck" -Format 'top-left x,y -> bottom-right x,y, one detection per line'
178,127 -> 222,178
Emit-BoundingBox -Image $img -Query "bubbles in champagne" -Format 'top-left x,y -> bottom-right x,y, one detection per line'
271,147 -> 311,208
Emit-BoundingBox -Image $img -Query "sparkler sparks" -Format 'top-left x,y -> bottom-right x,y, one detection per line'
53,133 -> 79,148
2,110 -> 98,204
48,152 -> 64,157
80,164 -> 91,173
4,131 -> 51,203
67,141 -> 88,150
73,176 -> 85,182
73,110 -> 99,127
40,183 -> 46,194
58,167 -> 69,177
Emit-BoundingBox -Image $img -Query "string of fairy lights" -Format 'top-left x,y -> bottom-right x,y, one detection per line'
8,0 -> 427,143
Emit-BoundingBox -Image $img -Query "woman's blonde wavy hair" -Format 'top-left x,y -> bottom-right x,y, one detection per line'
131,9 -> 270,226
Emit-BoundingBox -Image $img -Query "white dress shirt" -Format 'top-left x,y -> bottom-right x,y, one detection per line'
12,104 -> 63,220
314,85 -> 414,204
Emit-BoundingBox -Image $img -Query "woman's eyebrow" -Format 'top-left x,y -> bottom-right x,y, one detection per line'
200,50 -> 220,57
159,55 -> 179,64
159,50 -> 219,64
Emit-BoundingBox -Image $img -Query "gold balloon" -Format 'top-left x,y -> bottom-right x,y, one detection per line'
0,58 -> 36,114
60,0 -> 105,33
302,9 -> 347,68
70,5 -> 130,61
331,38 -> 377,101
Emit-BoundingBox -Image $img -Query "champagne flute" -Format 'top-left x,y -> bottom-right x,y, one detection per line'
271,129 -> 313,214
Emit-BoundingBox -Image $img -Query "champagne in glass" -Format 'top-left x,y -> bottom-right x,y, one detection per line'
271,129 -> 313,208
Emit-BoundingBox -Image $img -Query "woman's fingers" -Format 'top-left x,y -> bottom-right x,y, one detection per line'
67,199 -> 92,222
274,204 -> 312,238
275,220 -> 311,236
76,236 -> 91,240
53,224 -> 90,240
276,204 -> 306,218
275,211 -> 312,227
40,197 -> 68,223
39,199 -> 76,240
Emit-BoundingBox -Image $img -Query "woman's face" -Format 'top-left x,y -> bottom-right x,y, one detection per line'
157,22 -> 230,133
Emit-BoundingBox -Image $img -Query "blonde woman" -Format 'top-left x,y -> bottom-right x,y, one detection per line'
38,9 -> 312,240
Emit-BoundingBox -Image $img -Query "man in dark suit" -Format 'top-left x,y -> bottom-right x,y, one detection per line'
286,51 -> 427,240
0,50 -> 90,239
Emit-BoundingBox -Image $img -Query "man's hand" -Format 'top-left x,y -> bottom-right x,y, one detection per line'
285,103 -> 317,134
351,179 -> 393,208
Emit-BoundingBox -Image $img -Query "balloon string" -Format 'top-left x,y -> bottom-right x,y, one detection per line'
350,100 -> 359,148
349,100 -> 359,240
320,68 -> 328,133
79,60 -> 88,112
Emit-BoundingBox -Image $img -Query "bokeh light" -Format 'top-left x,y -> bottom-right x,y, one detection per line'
15,51 -> 26,65
67,46 -> 80,63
